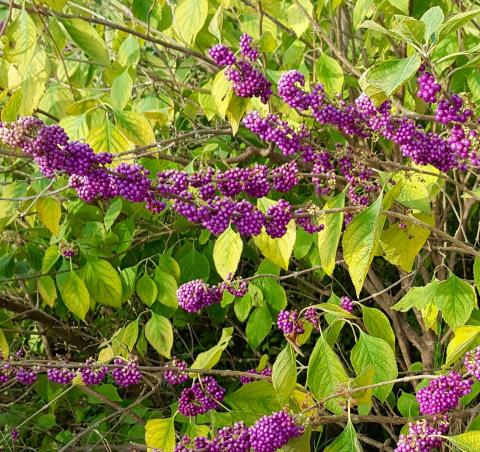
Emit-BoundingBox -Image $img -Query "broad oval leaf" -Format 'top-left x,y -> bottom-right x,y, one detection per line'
115,110 -> 155,146
145,313 -> 173,359
136,273 -> 158,307
213,226 -> 243,280
57,271 -> 90,320
83,258 -> 123,308
37,198 -> 61,235
445,431 -> 480,452
174,0 -> 209,45
145,417 -> 175,452
315,53 -> 344,97
324,421 -> 363,452
224,380 -> 280,415
39,275 -> 57,307
361,305 -> 395,352
445,325 -> 480,366
272,344 -> 296,405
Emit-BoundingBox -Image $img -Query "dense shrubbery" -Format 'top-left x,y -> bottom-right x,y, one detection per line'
1,0 -> 480,451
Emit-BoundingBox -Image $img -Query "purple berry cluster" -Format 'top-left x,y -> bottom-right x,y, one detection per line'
303,307 -> 320,330
15,367 -> 38,385
464,345 -> 480,379
79,358 -> 108,385
277,310 -> 304,335
175,412 -> 302,452
163,357 -> 189,385
59,240 -> 77,258
209,44 -> 236,66
239,367 -> 272,385
177,279 -> 224,313
178,376 -> 225,417
47,367 -> 76,384
111,357 -> 142,387
249,410 -> 304,452
340,296 -> 354,313
395,417 -> 449,452
435,94 -> 472,124
239,33 -> 259,61
416,371 -> 473,415
416,70 -> 441,103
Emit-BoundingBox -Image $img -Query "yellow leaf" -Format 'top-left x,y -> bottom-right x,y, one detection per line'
115,110 -> 155,146
37,198 -> 61,235
98,346 -> 114,363
145,417 -> 175,452
0,329 -> 9,358
445,325 -> 480,365
39,275 -> 57,307
213,226 -> 243,280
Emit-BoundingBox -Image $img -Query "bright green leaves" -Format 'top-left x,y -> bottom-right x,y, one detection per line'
145,313 -> 173,359
153,268 -> 178,310
60,18 -> 110,65
83,258 -> 123,308
353,0 -> 374,29
361,306 -> 395,352
343,194 -> 384,296
191,327 -> 233,371
421,7 -> 445,42
145,417 -> 175,452
272,344 -> 296,404
435,273 -> 476,329
317,191 -> 345,276
350,332 -> 398,401
325,422 -> 363,452
110,71 -> 133,111
136,273 -> 158,307
4,9 -> 37,64
316,53 -> 344,97
213,226 -> 243,280
224,380 -> 280,415
286,0 -> 314,37
438,9 -> 480,40
39,276 -> 57,307
360,55 -> 421,99
57,271 -> 90,320
174,0 -> 208,45
392,280 -> 440,311
445,431 -> 480,452
87,119 -> 130,153
307,336 -> 349,414
36,198 -> 61,236
246,307 -> 272,349
473,256 -> 480,292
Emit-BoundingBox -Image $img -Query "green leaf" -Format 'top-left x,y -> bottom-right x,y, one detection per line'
392,280 -> 440,311
325,421 -> 362,452
145,313 -> 173,359
39,275 -> 57,307
87,119 -> 130,153
83,258 -> 123,308
213,226 -> 243,280
353,0 -> 373,29
145,417 -> 175,452
60,18 -> 110,65
311,303 -> 357,319
5,10 -> 37,64
191,327 -> 233,371
117,319 -> 138,353
361,306 -> 395,352
473,257 -> 480,293
286,0 -> 314,37
258,279 -> 287,311
363,55 -> 421,97
307,335 -> 349,414
316,53 -> 344,97
157,255 -> 181,282
397,391 -> 419,417
283,426 -> 311,452
391,16 -> 425,46
104,199 -> 122,231
42,246 -> 60,273
317,191 -> 345,276
272,344 -> 296,404
115,110 -> 155,146
388,0 -> 408,14
208,6 -> 224,41
174,0 -> 208,45
421,6 -> 445,42
234,292 -> 252,322
246,307 -> 272,348
0,329 -> 9,358
136,273 -> 158,307
439,9 -> 480,40
59,115 -> 89,141
434,273 -> 476,329
36,198 -> 61,236
224,380 -> 280,415
445,325 -> 480,366
351,333 -> 398,401
445,431 -> 480,452
153,269 -> 178,310
1,90 -> 23,122
343,194 -> 384,296
118,35 -> 140,67
57,271 -> 90,320
110,71 -> 133,111
178,248 -> 210,283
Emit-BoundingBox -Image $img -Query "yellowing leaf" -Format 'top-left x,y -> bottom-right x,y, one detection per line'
212,70 -> 233,119
115,110 -> 155,146
445,325 -> 480,366
317,191 -> 345,276
39,275 -> 57,307
98,346 -> 114,363
174,0 -> 208,45
145,417 -> 175,452
191,327 -> 233,372
110,70 -> 133,111
37,198 -> 61,235
286,0 -> 314,37
0,329 -> 9,358
445,431 -> 480,452
83,258 -> 123,308
145,313 -> 173,359
213,226 -> 243,280
87,119 -> 130,153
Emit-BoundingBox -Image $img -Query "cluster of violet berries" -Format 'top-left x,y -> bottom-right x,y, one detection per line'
209,34 -> 272,103
178,376 -> 226,417
174,410 -> 303,452
394,417 -> 449,452
176,277 -> 249,313
111,356 -> 142,387
239,367 -> 272,385
416,66 -> 441,103
277,310 -> 304,335
163,357 -> 189,385
340,296 -> 354,312
464,345 -> 480,379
